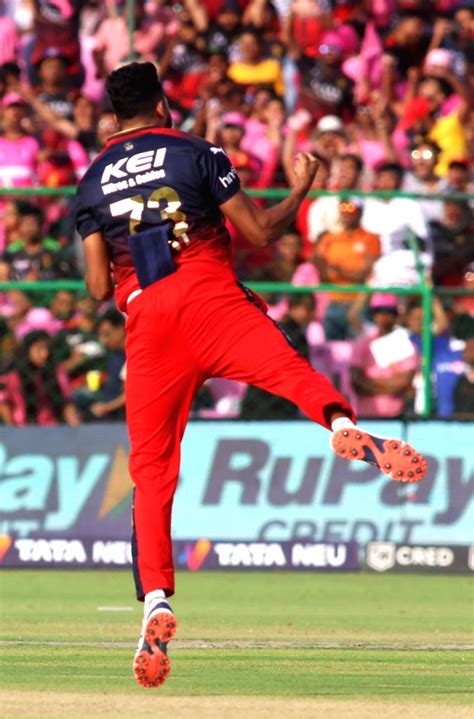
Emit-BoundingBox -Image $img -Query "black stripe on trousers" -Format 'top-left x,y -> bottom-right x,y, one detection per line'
237,281 -> 299,352
131,488 -> 145,601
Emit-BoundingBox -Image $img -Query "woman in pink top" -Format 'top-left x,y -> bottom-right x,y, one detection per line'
350,294 -> 419,417
0,93 -> 39,187
0,17 -> 19,65
346,97 -> 395,171
0,330 -> 80,427
241,95 -> 285,177
93,2 -> 178,76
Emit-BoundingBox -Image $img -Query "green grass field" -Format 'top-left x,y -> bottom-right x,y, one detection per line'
0,570 -> 473,719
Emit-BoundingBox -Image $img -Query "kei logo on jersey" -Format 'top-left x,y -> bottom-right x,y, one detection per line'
100,148 -> 167,195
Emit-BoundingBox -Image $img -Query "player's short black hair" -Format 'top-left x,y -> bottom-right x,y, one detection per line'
105,62 -> 164,120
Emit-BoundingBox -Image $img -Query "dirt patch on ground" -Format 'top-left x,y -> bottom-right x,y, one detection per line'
1,691 -> 473,719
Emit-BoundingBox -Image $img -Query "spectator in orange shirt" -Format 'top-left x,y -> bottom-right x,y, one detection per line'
315,198 -> 381,340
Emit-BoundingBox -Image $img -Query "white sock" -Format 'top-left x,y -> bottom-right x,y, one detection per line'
331,417 -> 357,433
136,590 -> 172,651
144,589 -> 167,612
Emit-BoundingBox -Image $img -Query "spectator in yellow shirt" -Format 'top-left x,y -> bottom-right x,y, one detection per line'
228,30 -> 284,96
418,70 -> 469,176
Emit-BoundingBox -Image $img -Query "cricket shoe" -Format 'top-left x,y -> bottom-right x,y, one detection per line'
331,427 -> 427,483
133,600 -> 177,688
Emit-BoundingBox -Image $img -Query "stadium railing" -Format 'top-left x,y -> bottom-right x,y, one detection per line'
1,185 -> 473,418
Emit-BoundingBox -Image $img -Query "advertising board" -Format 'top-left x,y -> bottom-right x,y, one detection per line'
366,542 -> 474,573
0,537 -> 359,571
0,421 -> 472,570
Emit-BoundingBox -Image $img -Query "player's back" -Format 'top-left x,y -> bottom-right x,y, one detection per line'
75,126 -> 241,308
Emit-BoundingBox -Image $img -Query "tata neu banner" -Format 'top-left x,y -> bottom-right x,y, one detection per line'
0,421 -> 472,555
0,537 -> 359,571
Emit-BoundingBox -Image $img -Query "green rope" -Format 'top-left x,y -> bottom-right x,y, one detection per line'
1,280 -> 472,296
1,186 -> 473,201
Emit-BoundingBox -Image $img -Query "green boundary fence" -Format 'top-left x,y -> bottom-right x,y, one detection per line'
1,186 -> 473,417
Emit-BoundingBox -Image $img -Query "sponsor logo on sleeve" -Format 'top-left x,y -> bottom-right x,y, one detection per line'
218,167 -> 237,189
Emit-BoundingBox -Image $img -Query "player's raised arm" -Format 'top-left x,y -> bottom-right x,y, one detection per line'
219,152 -> 319,247
83,231 -> 114,301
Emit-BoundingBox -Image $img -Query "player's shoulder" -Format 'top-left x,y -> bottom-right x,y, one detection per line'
158,130 -> 223,157
80,129 -> 210,177
172,132 -> 228,159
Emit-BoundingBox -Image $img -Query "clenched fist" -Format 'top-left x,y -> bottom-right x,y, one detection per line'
293,152 -> 320,196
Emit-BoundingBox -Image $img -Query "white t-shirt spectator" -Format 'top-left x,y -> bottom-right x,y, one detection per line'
306,196 -> 343,243
362,197 -> 432,257
402,172 -> 449,223
362,198 -> 433,286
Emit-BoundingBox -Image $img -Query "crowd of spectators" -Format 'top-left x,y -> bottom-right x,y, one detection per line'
0,0 -> 473,424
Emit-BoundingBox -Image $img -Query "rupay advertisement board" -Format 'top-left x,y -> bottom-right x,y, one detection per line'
0,421 -> 472,568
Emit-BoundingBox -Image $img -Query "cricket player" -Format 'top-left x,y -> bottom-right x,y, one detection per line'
75,62 -> 427,688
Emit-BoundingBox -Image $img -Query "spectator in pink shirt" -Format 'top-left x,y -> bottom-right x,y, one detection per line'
0,17 -> 19,65
0,330 -> 80,426
93,2 -> 178,77
346,97 -> 395,171
241,94 -> 285,173
0,93 -> 39,187
350,293 -> 419,417
5,290 -> 63,341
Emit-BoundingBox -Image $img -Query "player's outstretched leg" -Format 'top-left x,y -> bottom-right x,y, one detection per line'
192,280 -> 427,484
330,423 -> 427,482
133,597 -> 177,688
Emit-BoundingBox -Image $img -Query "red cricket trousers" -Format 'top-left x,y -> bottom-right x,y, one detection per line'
125,262 -> 355,599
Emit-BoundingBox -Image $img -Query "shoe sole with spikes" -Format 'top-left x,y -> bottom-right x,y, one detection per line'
331,428 -> 427,482
133,611 -> 177,688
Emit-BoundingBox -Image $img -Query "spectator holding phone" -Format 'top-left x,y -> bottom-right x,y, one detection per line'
351,294 -> 418,418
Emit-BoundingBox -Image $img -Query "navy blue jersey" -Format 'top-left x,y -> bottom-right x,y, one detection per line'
75,127 -> 241,307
